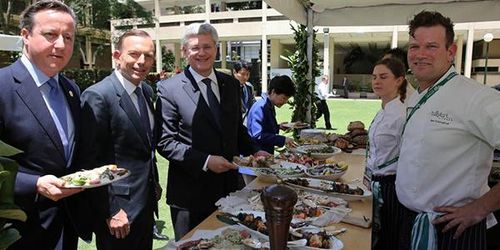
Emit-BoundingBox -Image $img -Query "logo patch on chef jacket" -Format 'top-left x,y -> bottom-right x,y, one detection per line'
430,110 -> 453,125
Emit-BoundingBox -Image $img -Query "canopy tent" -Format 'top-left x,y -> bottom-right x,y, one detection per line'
263,0 -> 500,121
0,34 -> 22,52
264,0 -> 500,26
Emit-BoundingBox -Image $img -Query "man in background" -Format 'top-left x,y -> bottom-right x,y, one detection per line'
315,74 -> 332,129
232,60 -> 256,124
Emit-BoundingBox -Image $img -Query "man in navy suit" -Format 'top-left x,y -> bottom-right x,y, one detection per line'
156,22 -> 269,240
0,1 -> 91,249
80,30 -> 160,249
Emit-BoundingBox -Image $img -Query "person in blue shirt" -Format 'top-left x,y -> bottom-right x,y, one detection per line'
247,75 -> 296,154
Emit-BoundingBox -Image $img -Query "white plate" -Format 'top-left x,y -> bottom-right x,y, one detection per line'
282,122 -> 309,129
283,177 -> 372,201
61,165 -> 130,189
295,145 -> 342,160
232,211 -> 343,250
289,227 -> 344,250
255,161 -> 306,182
305,164 -> 347,181
301,128 -> 327,134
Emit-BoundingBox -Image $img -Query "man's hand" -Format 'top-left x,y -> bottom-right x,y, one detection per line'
254,150 -> 272,157
37,175 -> 83,201
433,201 -> 489,239
107,209 -> 130,239
207,155 -> 237,173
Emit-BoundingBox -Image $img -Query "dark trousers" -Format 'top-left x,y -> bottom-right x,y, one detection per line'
372,175 -> 404,250
95,202 -> 154,250
316,100 -> 331,129
170,206 -> 213,241
399,204 -> 487,250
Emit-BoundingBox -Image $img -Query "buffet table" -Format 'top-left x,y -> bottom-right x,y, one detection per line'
182,152 -> 372,249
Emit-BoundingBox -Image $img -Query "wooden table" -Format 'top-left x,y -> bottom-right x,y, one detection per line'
183,152 -> 372,249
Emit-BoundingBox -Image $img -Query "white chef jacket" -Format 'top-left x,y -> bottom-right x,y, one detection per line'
367,97 -> 405,176
396,66 -> 500,213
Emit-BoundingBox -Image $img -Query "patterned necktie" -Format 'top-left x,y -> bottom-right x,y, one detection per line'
202,78 -> 221,121
46,77 -> 69,159
134,87 -> 152,144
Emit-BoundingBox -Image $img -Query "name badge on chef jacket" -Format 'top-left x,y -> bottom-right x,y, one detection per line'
363,167 -> 372,191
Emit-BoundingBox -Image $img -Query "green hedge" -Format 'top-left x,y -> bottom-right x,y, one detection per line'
62,68 -> 112,91
62,69 -> 159,94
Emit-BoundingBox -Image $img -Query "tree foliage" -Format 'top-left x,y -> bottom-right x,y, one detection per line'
282,24 -> 320,130
343,42 -> 389,74
66,0 -> 153,29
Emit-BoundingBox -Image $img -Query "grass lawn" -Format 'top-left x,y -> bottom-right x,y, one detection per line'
77,98 -> 380,249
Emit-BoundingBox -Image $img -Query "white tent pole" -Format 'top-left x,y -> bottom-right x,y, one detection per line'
154,0 -> 162,73
205,0 -> 210,23
391,26 -> 398,48
323,28 -> 330,80
455,34 -> 464,74
306,7 -> 313,122
261,1 -> 268,94
464,25 -> 474,78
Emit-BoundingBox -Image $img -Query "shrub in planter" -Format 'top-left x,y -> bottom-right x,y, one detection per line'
0,141 -> 26,250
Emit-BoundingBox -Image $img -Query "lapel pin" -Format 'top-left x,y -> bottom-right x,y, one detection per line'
69,90 -> 74,98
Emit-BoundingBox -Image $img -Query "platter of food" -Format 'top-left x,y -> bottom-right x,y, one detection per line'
289,227 -> 344,250
172,225 -> 261,250
305,163 -> 348,181
282,177 -> 372,201
228,211 -> 343,250
281,121 -> 309,129
60,165 -> 130,188
296,145 -> 342,160
254,161 -> 306,182
233,155 -> 279,168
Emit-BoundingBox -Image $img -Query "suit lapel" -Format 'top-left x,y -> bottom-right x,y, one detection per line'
183,68 -> 222,132
111,75 -> 150,149
12,61 -> 66,160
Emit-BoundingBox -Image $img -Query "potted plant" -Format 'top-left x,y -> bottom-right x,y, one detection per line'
0,141 -> 26,250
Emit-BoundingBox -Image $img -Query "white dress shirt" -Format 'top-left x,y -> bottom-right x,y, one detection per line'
187,67 -> 220,171
367,97 -> 405,176
21,55 -> 75,165
189,67 -> 220,102
316,82 -> 329,100
396,67 -> 500,216
114,70 -> 154,130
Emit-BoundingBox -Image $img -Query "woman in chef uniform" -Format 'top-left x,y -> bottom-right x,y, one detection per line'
366,57 -> 407,250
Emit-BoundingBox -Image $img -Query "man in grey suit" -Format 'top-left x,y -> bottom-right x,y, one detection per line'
80,30 -> 159,249
156,22 -> 269,240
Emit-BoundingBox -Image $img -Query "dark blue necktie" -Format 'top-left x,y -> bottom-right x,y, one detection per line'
47,78 -> 70,160
202,78 -> 221,121
134,87 -> 152,144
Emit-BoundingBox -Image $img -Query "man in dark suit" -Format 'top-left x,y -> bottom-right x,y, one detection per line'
80,30 -> 160,249
0,1 -> 91,249
232,60 -> 256,123
156,22 -> 269,240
